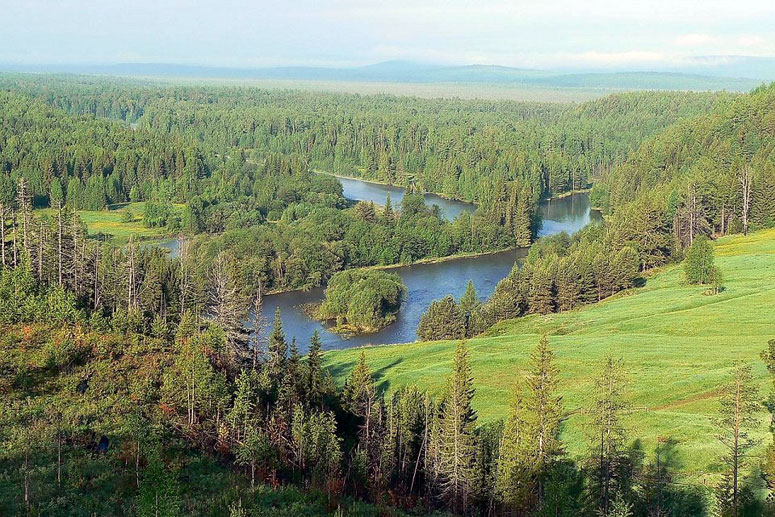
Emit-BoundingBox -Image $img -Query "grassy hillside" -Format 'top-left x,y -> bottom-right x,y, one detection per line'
323,228 -> 775,485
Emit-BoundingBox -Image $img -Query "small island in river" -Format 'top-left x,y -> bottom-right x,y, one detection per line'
314,269 -> 406,335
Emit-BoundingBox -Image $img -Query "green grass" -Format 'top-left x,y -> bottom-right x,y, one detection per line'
322,228 -> 775,485
36,202 -> 172,245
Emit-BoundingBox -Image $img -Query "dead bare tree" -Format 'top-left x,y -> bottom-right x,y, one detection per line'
127,235 -> 137,311
250,280 -> 267,370
207,252 -> 249,363
179,238 -> 192,317
0,202 -> 5,267
17,177 -> 31,260
739,165 -> 753,236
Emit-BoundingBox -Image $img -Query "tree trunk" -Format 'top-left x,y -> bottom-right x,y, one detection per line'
136,441 -> 141,489
57,429 -> 62,489
740,166 -> 752,236
12,210 -> 18,267
38,222 -> 44,282
0,203 -> 5,267
58,202 -> 63,286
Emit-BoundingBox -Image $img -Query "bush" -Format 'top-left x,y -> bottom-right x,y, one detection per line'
318,269 -> 405,333
683,236 -> 716,285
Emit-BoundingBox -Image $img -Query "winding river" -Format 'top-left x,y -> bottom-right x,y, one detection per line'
259,178 -> 600,353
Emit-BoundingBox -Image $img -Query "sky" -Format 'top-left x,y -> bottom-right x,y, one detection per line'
2,0 -> 774,70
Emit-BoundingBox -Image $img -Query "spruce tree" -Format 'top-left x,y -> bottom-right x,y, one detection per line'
523,334 -> 564,508
514,185 -> 533,247
417,295 -> 466,341
436,342 -> 477,513
716,363 -> 759,517
497,389 -> 531,510
344,351 -> 376,445
459,280 -> 480,316
267,308 -> 288,388
528,265 -> 555,315
382,193 -> 395,224
307,331 -> 324,406
497,335 -> 564,512
555,258 -> 581,312
588,355 -> 629,516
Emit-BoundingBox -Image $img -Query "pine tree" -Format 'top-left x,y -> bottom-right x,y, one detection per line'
683,236 -> 716,285
344,351 -> 375,446
459,280 -> 480,316
760,340 -> 775,496
514,185 -> 533,247
497,335 -> 564,513
528,265 -> 555,315
497,388 -> 532,511
523,334 -> 564,508
136,443 -> 183,517
267,308 -> 288,389
417,295 -> 466,341
436,342 -> 477,513
277,337 -> 303,409
588,355 -> 629,516
354,201 -> 377,222
306,331 -> 324,407
716,363 -> 759,517
235,426 -> 271,488
555,258 -> 581,312
207,252 -> 249,361
382,193 -> 395,224
228,370 -> 258,443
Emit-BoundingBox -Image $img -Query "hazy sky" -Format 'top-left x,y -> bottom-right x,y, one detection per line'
2,0 -> 774,69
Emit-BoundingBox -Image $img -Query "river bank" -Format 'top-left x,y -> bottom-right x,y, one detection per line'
259,182 -> 597,352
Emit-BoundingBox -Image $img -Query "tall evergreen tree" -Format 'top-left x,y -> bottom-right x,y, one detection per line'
716,363 -> 760,517
523,334 -> 564,508
417,295 -> 466,341
435,342 -> 477,513
588,355 -> 629,516
306,331 -> 324,407
343,352 -> 377,457
459,280 -> 480,316
528,265 -> 555,315
267,308 -> 288,388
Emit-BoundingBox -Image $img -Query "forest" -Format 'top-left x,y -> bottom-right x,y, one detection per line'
2,73 -> 775,516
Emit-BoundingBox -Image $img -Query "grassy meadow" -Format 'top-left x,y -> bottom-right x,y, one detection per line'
36,202 -> 173,245
322,228 -> 775,484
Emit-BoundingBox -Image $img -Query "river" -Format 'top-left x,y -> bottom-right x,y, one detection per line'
336,175 -> 476,221
257,178 -> 600,353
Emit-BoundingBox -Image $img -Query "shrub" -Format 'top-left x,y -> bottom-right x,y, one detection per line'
684,236 -> 716,285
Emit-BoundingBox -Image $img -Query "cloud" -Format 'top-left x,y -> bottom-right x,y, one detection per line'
675,34 -> 719,47
737,35 -> 768,48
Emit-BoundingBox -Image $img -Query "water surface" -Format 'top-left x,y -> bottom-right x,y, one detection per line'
261,179 -> 599,352
336,175 -> 476,221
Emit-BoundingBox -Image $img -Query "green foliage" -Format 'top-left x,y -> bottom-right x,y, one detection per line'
433,342 -> 478,513
318,269 -> 405,332
417,295 -> 466,341
684,236 -> 718,285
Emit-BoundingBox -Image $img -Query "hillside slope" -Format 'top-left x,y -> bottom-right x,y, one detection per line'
323,228 -> 775,483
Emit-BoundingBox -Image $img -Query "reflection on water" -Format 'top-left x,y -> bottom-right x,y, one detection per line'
260,247 -> 528,353
261,178 -> 599,353
336,176 -> 476,221
153,176 -> 599,352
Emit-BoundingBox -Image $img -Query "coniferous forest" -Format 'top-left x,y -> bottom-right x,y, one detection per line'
2,69 -> 775,517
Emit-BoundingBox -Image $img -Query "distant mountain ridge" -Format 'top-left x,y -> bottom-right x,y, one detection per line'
2,58 -> 773,92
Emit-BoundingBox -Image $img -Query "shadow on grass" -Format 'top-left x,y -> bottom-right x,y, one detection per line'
324,356 -> 403,395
